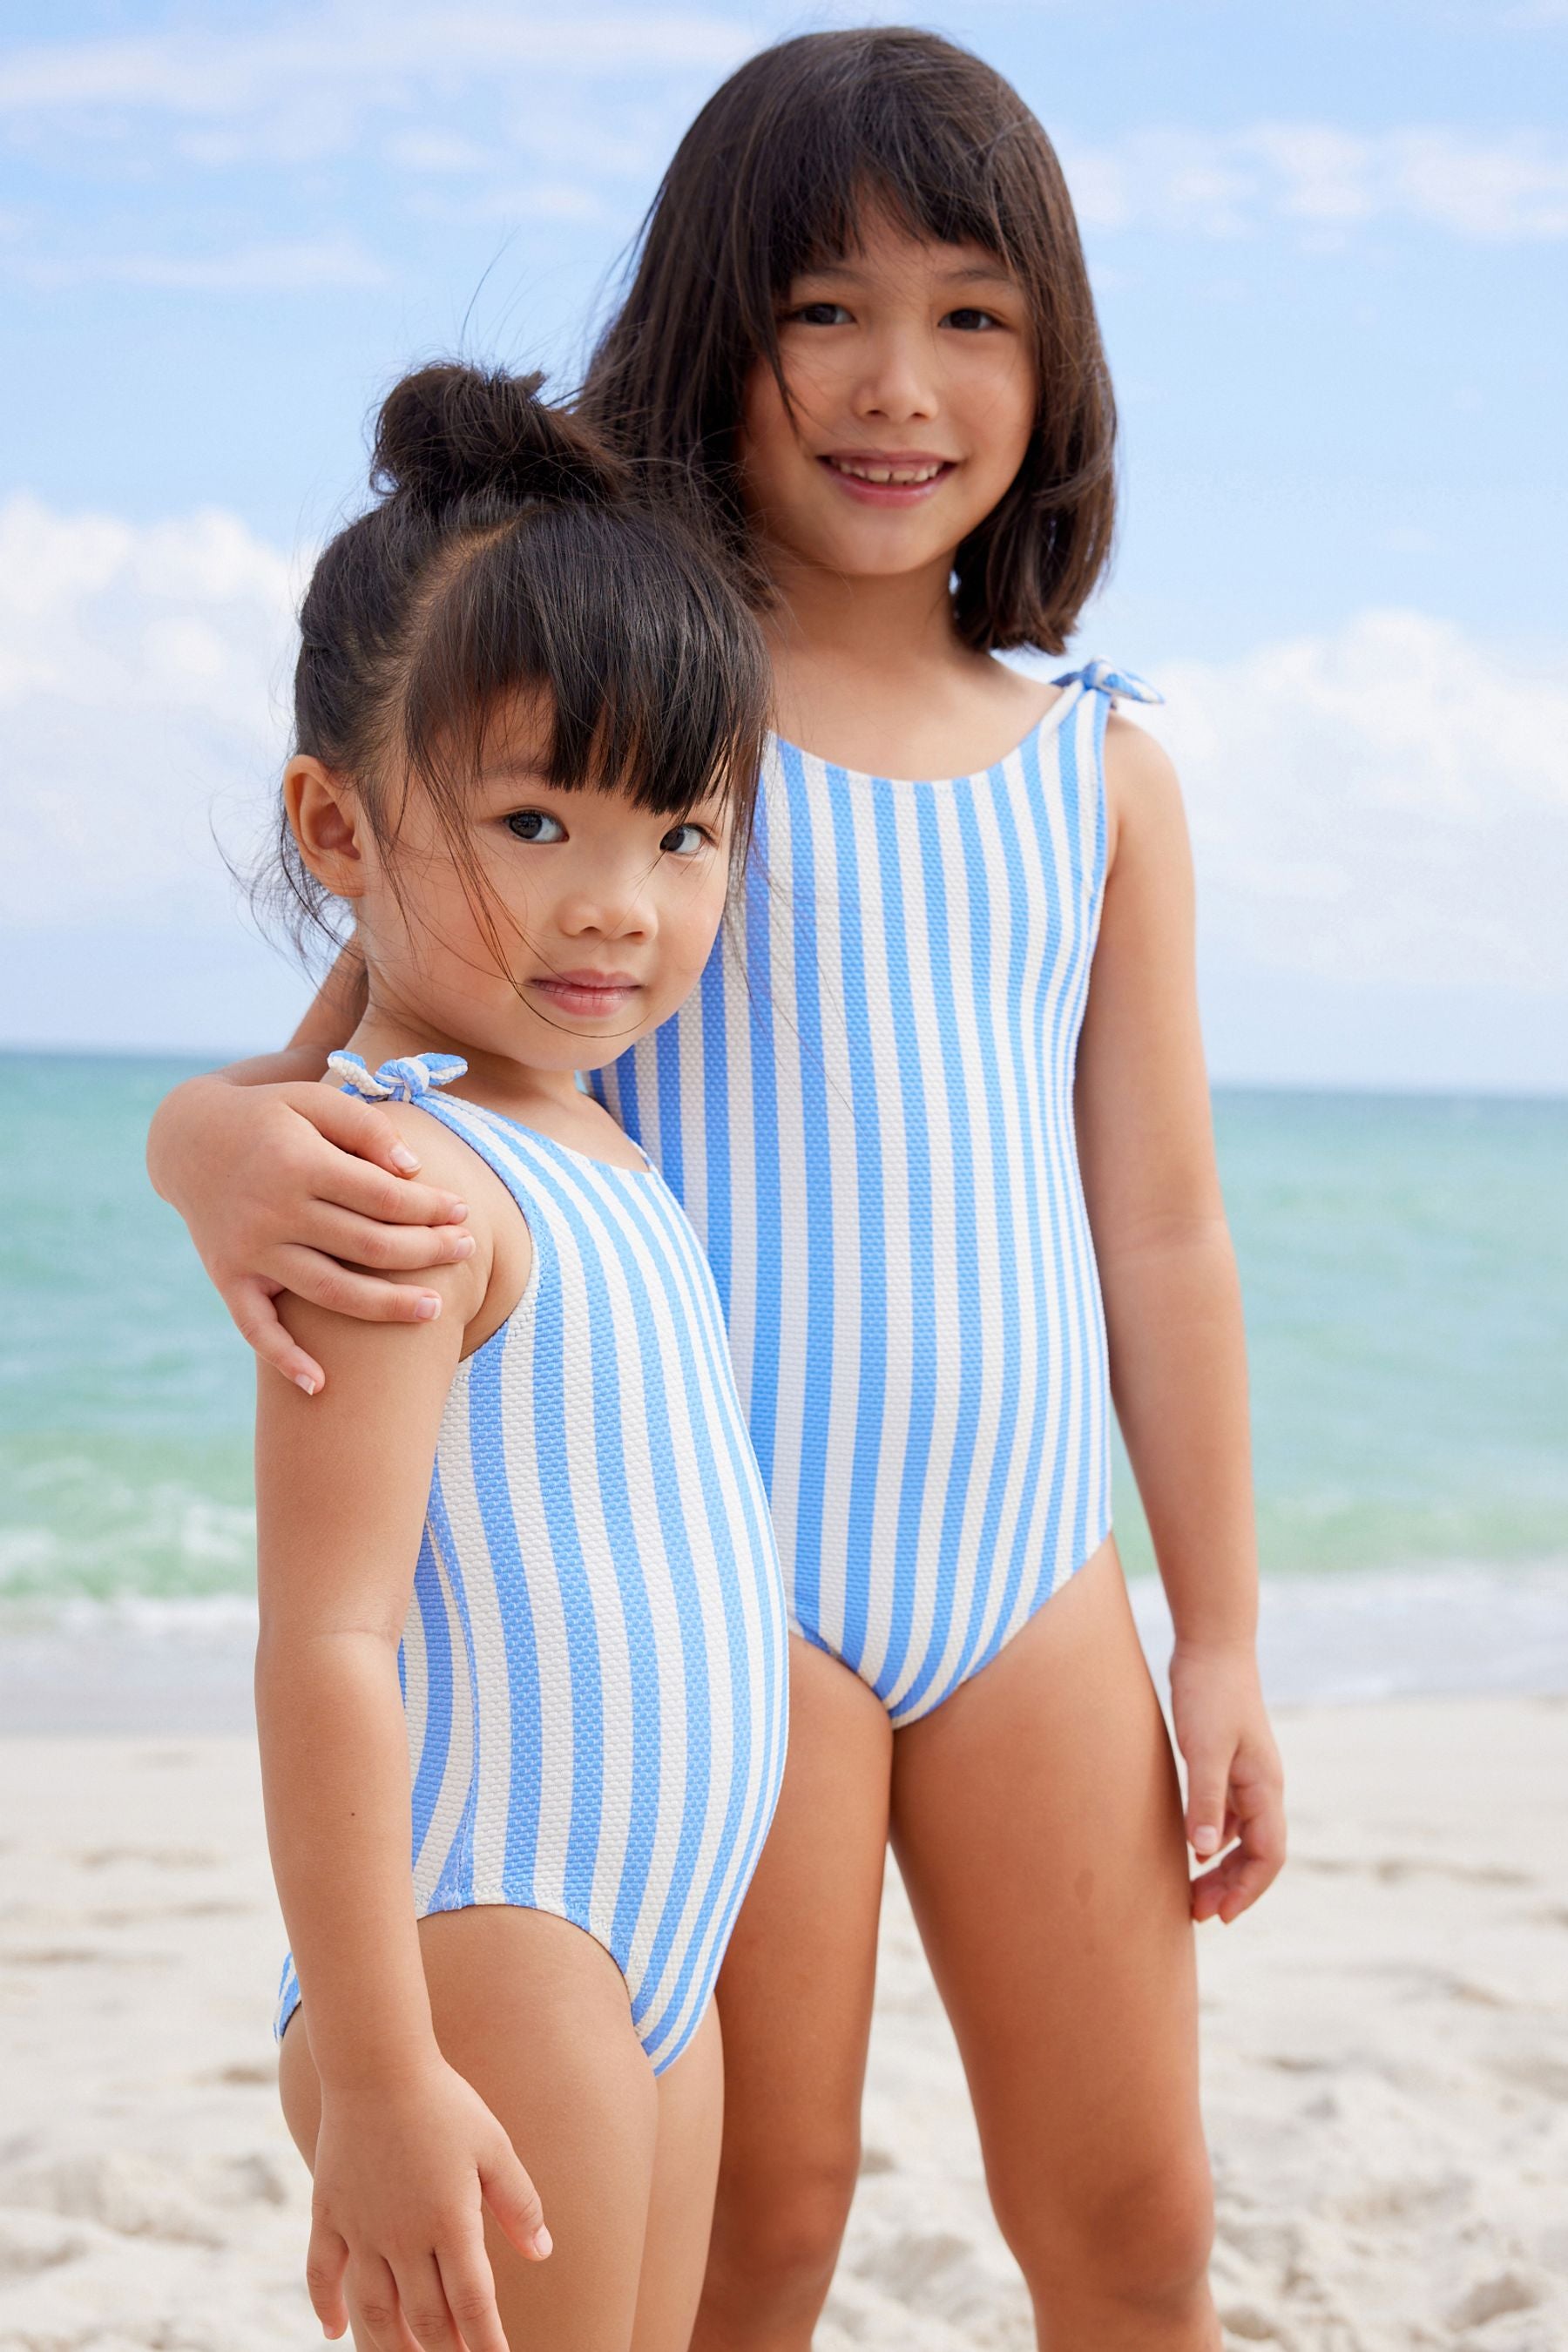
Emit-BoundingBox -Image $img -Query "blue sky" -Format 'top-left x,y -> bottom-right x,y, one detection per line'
3,0 -> 1566,1087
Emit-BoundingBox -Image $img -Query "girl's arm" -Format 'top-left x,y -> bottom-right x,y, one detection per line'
146,950 -> 473,1396
255,1179 -> 547,2346
1075,713 -> 1285,1926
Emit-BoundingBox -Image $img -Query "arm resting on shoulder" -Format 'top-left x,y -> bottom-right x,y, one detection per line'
144,950 -> 470,1391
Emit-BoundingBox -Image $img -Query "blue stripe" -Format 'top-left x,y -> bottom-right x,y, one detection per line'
775,741 -> 835,1643
737,800 -> 786,1500
889,781 -> 986,1718
956,721 -> 1069,1672
407,1526 -> 457,1872
822,768 -> 888,1671
926,775 -> 1029,1707
863,782 -> 939,1697
463,1285 -> 544,1895
423,1465 -> 483,1910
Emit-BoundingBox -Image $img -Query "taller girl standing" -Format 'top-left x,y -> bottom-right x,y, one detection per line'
152,28 -> 1286,2349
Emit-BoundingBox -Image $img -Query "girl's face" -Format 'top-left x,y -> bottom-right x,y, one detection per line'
737,205 -> 1038,588
291,697 -> 733,1072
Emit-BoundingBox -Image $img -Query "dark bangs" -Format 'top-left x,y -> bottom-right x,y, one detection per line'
581,26 -> 1118,655
268,362 -> 770,966
398,496 -> 767,824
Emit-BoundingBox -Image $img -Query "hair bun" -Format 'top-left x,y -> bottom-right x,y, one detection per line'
371,363 -> 625,511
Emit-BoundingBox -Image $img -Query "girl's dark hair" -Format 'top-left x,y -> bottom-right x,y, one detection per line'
271,362 -> 770,956
581,26 -> 1116,656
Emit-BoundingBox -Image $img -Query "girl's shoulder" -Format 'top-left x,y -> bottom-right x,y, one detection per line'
1100,704 -> 1186,878
322,1054 -> 525,1348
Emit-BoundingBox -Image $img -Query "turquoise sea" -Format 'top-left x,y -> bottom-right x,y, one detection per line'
3,1051 -> 1565,1708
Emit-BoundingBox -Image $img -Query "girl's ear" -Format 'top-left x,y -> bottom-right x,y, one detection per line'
286,756 -> 367,899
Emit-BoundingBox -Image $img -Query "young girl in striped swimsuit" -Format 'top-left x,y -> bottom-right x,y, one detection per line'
237,364 -> 787,2351
151,29 -> 1287,2349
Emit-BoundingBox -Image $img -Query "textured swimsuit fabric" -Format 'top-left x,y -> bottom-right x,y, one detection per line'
275,1080 -> 789,2075
594,665 -> 1156,1727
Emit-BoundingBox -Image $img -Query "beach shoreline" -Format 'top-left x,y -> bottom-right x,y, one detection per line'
5,1558 -> 1568,1739
2,1696 -> 1565,2351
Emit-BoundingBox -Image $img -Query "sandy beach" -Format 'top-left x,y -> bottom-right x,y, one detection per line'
3,1696 -> 1565,2351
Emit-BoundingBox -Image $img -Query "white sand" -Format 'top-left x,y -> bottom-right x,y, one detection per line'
2,1700 -> 1565,2351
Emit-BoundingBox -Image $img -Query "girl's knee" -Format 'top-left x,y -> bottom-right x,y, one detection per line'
997,2144 -> 1216,2314
708,2142 -> 861,2302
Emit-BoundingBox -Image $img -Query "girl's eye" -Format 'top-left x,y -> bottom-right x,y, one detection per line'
785,301 -> 853,328
943,307 -> 1005,332
506,809 -> 565,843
660,821 -> 711,858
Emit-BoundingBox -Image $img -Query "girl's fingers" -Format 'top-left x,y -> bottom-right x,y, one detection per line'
1208,1840 -> 1283,1923
308,1206 -> 477,1277
391,2252 -> 465,2351
480,2143 -> 551,2262
321,1159 -> 471,1233
271,1247 -> 447,1330
1192,1811 -> 1287,1923
435,2236 -> 513,2352
295,1096 -> 469,1226
303,2215 -> 351,2340
298,1086 -> 432,1179
1182,1741 -> 1233,1862
353,2255 -> 424,2352
228,1275 -> 326,1395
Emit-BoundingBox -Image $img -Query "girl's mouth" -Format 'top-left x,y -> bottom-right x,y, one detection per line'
819,453 -> 956,506
530,972 -> 643,1019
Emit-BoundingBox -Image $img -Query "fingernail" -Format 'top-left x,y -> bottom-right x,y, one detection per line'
294,1373 -> 319,1397
390,1146 -> 420,1173
449,1234 -> 476,1260
1192,1827 -> 1219,1856
447,1200 -> 470,1222
414,1294 -> 442,1321
533,2225 -> 553,2259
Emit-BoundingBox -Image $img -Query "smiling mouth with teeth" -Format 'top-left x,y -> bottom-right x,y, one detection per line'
822,456 -> 951,485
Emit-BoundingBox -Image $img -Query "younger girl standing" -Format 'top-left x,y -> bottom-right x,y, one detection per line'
152,30 -> 1286,2349
240,365 -> 786,2350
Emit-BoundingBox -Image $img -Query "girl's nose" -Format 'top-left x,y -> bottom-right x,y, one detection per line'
852,330 -> 939,425
555,868 -> 652,940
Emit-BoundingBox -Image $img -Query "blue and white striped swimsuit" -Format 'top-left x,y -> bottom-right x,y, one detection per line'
275,1053 -> 788,2075
594,662 -> 1160,1728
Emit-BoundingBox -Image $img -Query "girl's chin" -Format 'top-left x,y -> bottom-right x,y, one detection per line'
773,507 -> 961,578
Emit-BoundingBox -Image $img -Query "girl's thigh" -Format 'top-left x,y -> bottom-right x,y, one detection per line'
280,1906 -> 678,2351
889,1540 -> 1207,2252
708,1633 -> 893,2227
632,1998 -> 724,2352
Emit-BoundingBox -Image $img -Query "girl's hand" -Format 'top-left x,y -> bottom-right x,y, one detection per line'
151,1075 -> 473,1394
306,2054 -> 551,2350
1168,1639 -> 1287,1924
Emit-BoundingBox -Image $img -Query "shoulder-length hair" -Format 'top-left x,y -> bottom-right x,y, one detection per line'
581,25 -> 1117,656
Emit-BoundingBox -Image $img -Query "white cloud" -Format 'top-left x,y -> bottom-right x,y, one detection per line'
10,235 -> 389,291
0,496 -> 300,932
6,505 -> 1565,1037
0,8 -> 751,126
1064,125 -> 1568,243
1137,611 -> 1568,992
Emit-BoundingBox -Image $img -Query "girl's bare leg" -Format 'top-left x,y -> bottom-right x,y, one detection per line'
280,1906 -> 719,2350
691,1634 -> 894,2352
890,1539 -> 1221,2350
631,2000 -> 724,2352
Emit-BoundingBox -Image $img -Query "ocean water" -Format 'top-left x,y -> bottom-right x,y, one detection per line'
2,1051 -> 1565,1712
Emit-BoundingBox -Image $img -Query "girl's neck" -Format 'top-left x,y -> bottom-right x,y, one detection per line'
760,543 -> 1059,781
351,997 -> 582,1126
764,543 -> 961,713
